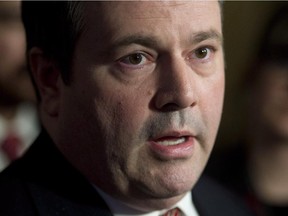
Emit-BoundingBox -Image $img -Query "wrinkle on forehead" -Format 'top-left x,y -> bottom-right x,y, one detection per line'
86,1 -> 219,22
130,1 -> 189,20
98,1 -> 191,20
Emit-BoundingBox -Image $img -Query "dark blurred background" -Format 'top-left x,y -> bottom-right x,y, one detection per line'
217,1 -> 286,151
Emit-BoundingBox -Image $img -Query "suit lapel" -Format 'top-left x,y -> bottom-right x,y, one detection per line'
29,183 -> 112,216
193,176 -> 252,216
17,130 -> 113,216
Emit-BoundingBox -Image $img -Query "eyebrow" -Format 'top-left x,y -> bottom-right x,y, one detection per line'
109,29 -> 223,50
191,29 -> 223,45
110,35 -> 159,50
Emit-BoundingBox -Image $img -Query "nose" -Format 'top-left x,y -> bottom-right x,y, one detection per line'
153,57 -> 197,112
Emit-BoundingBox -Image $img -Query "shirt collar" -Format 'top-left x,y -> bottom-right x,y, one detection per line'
94,186 -> 199,216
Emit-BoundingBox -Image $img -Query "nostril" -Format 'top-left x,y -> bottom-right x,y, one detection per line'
153,90 -> 197,112
160,103 -> 184,112
161,101 -> 197,112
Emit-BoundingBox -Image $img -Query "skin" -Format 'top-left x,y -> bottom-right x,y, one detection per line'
30,0 -> 224,212
0,1 -> 35,115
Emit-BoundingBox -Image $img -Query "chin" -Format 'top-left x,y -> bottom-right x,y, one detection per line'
148,174 -> 195,200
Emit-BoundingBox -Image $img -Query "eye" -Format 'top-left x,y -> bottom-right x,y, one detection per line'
194,47 -> 211,60
120,53 -> 147,66
115,51 -> 156,74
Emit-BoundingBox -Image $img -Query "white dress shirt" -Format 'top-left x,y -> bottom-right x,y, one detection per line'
95,186 -> 199,216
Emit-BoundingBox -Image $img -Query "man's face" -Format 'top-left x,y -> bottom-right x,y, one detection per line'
57,1 -> 224,211
0,1 -> 35,104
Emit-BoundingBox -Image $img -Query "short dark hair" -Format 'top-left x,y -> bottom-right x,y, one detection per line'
21,1 -> 86,85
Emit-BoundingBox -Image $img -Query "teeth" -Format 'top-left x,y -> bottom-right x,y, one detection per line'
156,137 -> 186,146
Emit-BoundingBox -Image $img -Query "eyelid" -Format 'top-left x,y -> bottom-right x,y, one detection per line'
118,51 -> 155,65
187,45 -> 217,61
193,38 -> 221,52
119,51 -> 145,60
114,51 -> 157,75
112,43 -> 158,60
196,45 -> 217,53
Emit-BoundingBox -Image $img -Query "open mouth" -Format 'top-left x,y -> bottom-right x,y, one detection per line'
148,134 -> 195,159
154,136 -> 187,146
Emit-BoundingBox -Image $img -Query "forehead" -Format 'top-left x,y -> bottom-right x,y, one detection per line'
96,1 -> 209,17
82,1 -> 221,40
91,1 -> 218,15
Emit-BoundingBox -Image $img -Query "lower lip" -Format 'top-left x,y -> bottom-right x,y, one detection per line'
148,137 -> 195,160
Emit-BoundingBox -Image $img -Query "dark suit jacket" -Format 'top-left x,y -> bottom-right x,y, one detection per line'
0,131 -> 253,216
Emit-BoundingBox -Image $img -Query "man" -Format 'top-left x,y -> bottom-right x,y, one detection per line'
0,1 -> 39,171
0,1 -> 252,215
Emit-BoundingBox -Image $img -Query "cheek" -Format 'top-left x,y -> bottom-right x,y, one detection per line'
201,75 -> 225,130
107,97 -> 148,146
91,85 -> 150,155
101,84 -> 151,130
94,89 -> 151,180
200,55 -> 225,129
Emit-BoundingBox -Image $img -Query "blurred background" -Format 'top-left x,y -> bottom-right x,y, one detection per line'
210,2 -> 288,215
217,1 -> 287,150
0,1 -> 39,171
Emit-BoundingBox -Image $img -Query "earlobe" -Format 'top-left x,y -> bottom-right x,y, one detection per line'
29,47 -> 61,117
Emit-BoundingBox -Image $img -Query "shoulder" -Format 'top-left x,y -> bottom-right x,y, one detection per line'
0,131 -> 112,216
0,162 -> 36,215
193,175 -> 254,216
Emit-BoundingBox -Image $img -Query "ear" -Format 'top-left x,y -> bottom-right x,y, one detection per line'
29,47 -> 61,117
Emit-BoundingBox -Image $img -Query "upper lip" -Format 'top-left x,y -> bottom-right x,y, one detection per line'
149,130 -> 196,141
